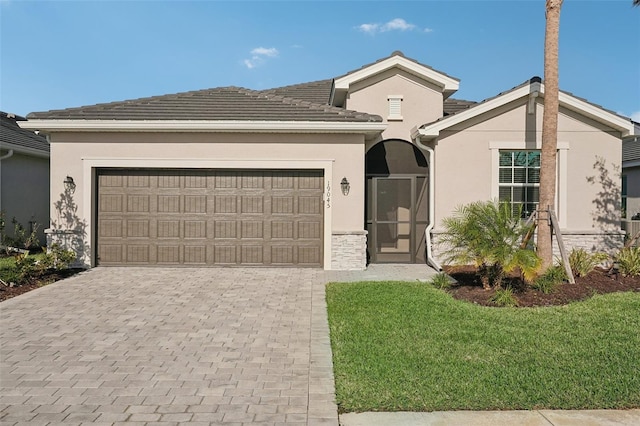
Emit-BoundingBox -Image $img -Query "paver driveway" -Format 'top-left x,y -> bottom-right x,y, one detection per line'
0,267 -> 341,425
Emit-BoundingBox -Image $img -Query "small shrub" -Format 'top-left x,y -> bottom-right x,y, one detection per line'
532,264 -> 567,294
42,244 -> 76,270
430,272 -> 452,289
0,212 -> 40,251
617,247 -> 640,277
569,248 -> 609,277
14,252 -> 38,281
490,287 -> 518,307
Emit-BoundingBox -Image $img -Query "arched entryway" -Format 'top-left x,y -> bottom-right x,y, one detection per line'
365,139 -> 429,264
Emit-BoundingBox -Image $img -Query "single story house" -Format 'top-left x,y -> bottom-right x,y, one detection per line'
20,52 -> 636,269
1,111 -> 50,247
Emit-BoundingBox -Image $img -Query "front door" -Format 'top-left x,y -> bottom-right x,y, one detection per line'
366,176 -> 428,263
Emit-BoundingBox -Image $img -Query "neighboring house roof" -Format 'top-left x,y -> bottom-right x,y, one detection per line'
414,77 -> 635,140
0,111 -> 49,157
27,86 -> 382,123
623,136 -> 640,163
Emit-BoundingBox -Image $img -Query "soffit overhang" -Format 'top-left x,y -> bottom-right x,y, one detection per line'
18,119 -> 388,140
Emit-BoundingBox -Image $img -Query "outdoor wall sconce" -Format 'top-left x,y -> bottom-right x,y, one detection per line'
64,176 -> 76,194
340,177 -> 350,196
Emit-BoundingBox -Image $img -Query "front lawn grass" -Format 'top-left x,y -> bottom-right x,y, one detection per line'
326,281 -> 640,412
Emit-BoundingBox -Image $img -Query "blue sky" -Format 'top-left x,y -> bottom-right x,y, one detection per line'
1,0 -> 639,121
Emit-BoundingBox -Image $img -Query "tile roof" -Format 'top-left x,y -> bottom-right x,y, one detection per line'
260,79 -> 333,105
420,76 -> 633,129
333,50 -> 459,84
623,136 -> 640,162
27,86 -> 382,123
1,112 -> 49,153
443,98 -> 476,116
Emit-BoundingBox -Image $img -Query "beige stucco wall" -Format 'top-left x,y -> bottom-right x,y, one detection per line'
0,152 -> 50,246
345,69 -> 444,142
48,131 -> 366,267
432,98 -> 622,234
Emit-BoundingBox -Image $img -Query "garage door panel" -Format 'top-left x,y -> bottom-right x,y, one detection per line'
97,169 -> 323,267
157,245 -> 180,264
241,246 -> 263,264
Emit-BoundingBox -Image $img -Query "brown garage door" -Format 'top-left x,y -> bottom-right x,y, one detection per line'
96,169 -> 324,267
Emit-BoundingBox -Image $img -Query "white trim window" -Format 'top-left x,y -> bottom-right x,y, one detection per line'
498,150 -> 540,218
387,95 -> 403,121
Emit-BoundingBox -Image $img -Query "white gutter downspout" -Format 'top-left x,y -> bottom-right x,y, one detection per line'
0,149 -> 14,160
413,136 -> 442,271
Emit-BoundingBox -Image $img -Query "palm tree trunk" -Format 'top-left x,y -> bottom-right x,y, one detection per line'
537,0 -> 563,270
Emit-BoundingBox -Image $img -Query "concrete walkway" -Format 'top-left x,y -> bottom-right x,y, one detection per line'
2,264 -> 638,425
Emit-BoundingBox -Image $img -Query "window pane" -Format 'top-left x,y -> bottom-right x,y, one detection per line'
528,151 -> 540,167
514,168 -> 526,183
499,187 -> 511,201
528,168 -> 540,183
499,169 -> 512,183
513,187 -> 524,202
499,151 -> 513,166
514,152 -> 527,167
527,187 -> 539,203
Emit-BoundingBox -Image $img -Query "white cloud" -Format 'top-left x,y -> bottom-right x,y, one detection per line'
631,111 -> 640,122
357,18 -> 430,35
381,18 -> 415,32
243,47 -> 279,69
357,23 -> 380,34
250,47 -> 279,57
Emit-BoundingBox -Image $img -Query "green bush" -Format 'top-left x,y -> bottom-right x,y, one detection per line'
532,264 -> 567,294
430,272 -> 452,289
439,200 -> 541,290
569,248 -> 609,277
490,287 -> 518,307
0,245 -> 76,287
42,244 -> 76,270
617,247 -> 640,277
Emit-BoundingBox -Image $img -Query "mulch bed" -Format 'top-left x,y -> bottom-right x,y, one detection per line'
0,269 -> 83,302
444,265 -> 640,307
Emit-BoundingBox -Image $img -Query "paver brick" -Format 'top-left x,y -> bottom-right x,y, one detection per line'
2,267 -> 419,425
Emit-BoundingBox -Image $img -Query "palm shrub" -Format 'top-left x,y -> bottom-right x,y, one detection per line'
439,200 -> 541,290
430,272 -> 452,289
568,248 -> 609,277
532,264 -> 567,293
616,247 -> 640,276
490,286 -> 518,307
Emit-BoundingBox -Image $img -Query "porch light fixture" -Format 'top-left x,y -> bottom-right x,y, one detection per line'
64,176 -> 76,194
340,177 -> 350,196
